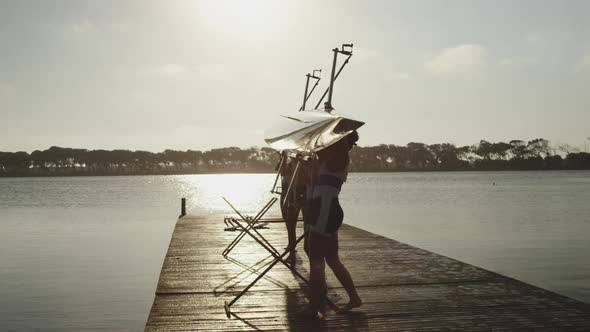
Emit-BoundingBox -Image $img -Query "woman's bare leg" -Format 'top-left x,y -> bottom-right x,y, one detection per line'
286,219 -> 298,260
308,256 -> 327,314
325,254 -> 362,311
282,207 -> 298,260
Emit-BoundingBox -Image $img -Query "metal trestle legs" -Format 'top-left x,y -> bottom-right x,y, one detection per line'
222,197 -> 278,257
224,231 -> 308,318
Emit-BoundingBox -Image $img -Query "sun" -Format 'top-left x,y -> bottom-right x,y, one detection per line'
195,0 -> 290,38
222,0 -> 271,21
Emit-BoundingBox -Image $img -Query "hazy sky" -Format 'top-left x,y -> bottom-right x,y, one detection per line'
1,0 -> 589,152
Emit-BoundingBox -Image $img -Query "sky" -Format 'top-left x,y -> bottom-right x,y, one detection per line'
1,0 -> 589,153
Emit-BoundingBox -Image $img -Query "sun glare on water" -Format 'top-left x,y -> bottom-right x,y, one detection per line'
174,174 -> 278,215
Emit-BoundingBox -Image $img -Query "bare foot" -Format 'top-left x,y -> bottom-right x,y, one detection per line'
286,252 -> 297,264
298,307 -> 323,320
339,298 -> 362,312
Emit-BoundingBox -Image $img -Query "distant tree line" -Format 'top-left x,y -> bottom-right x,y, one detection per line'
1,139 -> 589,177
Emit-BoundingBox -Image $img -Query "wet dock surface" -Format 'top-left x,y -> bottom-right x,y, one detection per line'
146,214 -> 590,331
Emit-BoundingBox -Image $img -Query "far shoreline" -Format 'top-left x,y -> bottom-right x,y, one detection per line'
2,142 -> 589,177
1,168 -> 589,179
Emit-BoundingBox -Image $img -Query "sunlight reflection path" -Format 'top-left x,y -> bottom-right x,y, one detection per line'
169,174 -> 279,215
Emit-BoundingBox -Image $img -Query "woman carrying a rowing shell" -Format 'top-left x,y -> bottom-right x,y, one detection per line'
304,130 -> 362,317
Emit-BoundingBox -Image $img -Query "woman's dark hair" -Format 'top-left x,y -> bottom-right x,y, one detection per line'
346,130 -> 359,148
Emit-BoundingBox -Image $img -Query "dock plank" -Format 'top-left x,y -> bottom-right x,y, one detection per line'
146,214 -> 590,331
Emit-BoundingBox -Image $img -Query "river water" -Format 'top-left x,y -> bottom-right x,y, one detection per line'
1,171 -> 589,331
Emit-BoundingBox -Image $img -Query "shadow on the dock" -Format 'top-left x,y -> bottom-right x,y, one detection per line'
223,252 -> 366,331
213,255 -> 289,296
283,253 -> 369,331
336,310 -> 369,331
229,312 -> 264,331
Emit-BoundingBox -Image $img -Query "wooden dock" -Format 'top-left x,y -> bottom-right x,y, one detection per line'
146,214 -> 590,331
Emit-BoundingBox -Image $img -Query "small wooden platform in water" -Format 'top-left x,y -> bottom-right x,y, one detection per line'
146,214 -> 590,331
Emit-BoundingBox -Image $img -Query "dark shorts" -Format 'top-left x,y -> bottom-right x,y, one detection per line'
307,195 -> 343,234
304,231 -> 338,259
